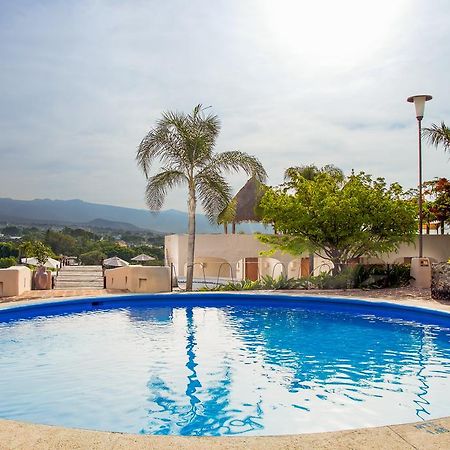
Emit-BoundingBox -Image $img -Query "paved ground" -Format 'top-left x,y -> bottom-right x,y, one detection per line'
0,416 -> 449,449
0,287 -> 449,449
0,288 -> 126,304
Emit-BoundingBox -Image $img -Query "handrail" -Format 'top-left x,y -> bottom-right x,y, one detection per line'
191,262 -> 208,288
310,262 -> 332,277
216,262 -> 234,286
271,261 -> 286,279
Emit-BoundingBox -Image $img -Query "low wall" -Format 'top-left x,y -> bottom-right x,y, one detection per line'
105,266 -> 171,293
0,266 -> 32,297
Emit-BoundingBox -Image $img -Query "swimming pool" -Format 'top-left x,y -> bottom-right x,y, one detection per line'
0,293 -> 449,436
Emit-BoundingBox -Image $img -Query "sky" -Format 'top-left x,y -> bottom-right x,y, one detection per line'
0,0 -> 449,212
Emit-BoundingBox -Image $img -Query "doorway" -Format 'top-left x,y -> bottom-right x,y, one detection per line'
245,258 -> 259,281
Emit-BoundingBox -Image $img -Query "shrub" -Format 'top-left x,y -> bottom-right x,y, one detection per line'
0,257 -> 18,269
200,264 -> 411,292
79,250 -> 106,265
352,264 -> 411,288
0,242 -> 19,258
201,275 -> 307,292
306,264 -> 411,290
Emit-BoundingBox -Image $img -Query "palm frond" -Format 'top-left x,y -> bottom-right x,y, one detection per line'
284,165 -> 319,181
145,170 -> 186,211
284,164 -> 344,182
424,121 -> 450,152
204,151 -> 267,182
195,171 -> 232,222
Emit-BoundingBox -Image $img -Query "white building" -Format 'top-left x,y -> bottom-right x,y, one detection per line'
165,234 -> 450,281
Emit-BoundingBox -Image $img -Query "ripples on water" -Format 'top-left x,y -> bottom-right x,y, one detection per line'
0,302 -> 449,436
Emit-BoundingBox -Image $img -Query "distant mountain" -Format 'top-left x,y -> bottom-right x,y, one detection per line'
0,198 -> 267,234
85,218 -> 142,232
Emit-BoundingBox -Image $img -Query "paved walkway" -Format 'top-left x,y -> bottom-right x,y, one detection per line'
0,416 -> 449,449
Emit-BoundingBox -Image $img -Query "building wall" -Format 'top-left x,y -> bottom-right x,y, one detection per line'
165,234 -> 296,280
105,266 -> 171,293
380,235 -> 450,264
165,234 -> 450,280
0,266 -> 32,297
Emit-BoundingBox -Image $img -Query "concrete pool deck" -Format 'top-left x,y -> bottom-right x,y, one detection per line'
0,288 -> 449,449
0,416 -> 449,449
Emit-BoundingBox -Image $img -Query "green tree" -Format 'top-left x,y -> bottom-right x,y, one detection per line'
19,241 -> 53,265
425,178 -> 450,234
283,164 -> 345,274
44,230 -> 78,255
284,164 -> 344,183
258,172 -> 417,275
136,104 -> 267,290
424,121 -> 450,153
2,226 -> 21,236
79,250 -> 106,265
0,257 -> 17,268
0,242 -> 19,258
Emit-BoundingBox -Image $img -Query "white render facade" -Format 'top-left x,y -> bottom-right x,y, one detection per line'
165,234 -> 450,281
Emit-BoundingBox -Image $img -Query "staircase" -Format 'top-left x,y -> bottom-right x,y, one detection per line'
55,265 -> 104,290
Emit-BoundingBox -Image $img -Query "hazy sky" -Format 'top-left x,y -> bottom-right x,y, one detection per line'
1,0 -> 449,212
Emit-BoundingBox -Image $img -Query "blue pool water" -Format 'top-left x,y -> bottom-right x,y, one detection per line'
0,293 -> 449,436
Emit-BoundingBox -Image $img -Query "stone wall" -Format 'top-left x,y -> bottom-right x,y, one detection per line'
431,262 -> 450,301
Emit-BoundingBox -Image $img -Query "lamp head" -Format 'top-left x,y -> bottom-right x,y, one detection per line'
407,95 -> 432,120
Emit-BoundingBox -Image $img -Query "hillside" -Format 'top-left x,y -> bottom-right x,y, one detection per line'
0,198 -> 267,234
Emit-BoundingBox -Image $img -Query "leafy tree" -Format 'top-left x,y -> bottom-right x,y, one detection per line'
1,226 -> 21,236
258,172 -> 417,274
0,257 -> 17,268
0,242 -> 19,258
63,227 -> 98,241
284,164 -> 344,183
136,104 -> 267,290
79,250 -> 107,265
44,230 -> 78,255
19,241 -> 53,265
424,178 -> 450,234
424,121 -> 450,153
283,164 -> 344,274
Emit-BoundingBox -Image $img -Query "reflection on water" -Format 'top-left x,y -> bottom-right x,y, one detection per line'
0,303 -> 449,436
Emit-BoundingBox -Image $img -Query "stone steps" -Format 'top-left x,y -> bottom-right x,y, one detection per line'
55,265 -> 104,290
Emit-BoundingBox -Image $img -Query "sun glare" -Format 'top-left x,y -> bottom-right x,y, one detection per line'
262,0 -> 408,69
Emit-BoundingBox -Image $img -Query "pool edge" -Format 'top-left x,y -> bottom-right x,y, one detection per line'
0,415 -> 449,449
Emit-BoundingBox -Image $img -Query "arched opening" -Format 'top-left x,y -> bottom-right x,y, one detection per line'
184,256 -> 233,279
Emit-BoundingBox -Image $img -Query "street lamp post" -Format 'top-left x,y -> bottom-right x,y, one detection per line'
407,94 -> 432,258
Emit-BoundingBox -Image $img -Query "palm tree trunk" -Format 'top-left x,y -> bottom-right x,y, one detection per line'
186,186 -> 196,291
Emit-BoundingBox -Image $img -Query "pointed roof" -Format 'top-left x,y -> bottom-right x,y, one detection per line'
218,177 -> 266,224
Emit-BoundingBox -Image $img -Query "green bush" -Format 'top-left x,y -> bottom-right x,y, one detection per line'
200,264 -> 411,292
306,264 -> 411,290
0,242 -> 19,258
352,264 -> 411,288
201,275 -> 307,292
79,250 -> 106,265
0,257 -> 18,268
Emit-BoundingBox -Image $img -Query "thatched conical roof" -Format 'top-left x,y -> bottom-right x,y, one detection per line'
218,177 -> 266,224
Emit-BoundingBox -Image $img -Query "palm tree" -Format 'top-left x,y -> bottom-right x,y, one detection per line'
423,121 -> 450,153
284,164 -> 344,182
136,105 -> 267,291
